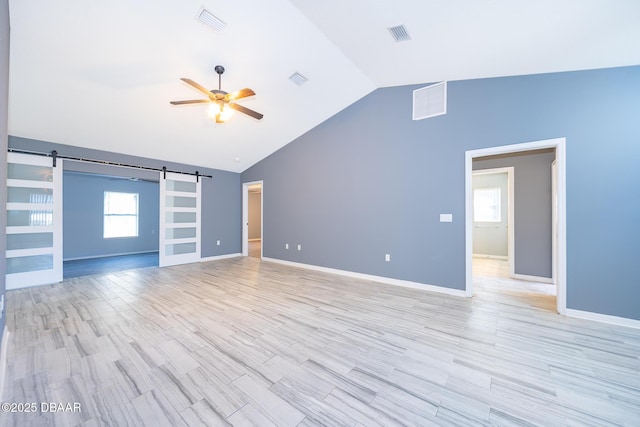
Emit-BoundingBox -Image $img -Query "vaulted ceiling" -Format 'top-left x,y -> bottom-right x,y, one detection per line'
7,0 -> 640,172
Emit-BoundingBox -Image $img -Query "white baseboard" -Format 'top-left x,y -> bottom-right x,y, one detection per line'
262,257 -> 468,298
511,273 -> 554,284
0,326 -> 9,400
200,253 -> 242,263
64,250 -> 158,262
566,309 -> 640,330
473,254 -> 508,260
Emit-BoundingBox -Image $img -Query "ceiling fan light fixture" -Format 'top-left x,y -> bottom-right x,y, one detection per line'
218,104 -> 234,122
171,64 -> 263,122
207,103 -> 221,118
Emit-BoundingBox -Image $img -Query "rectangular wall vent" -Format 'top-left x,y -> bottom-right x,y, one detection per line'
388,25 -> 411,42
289,72 -> 308,86
413,81 -> 447,120
196,6 -> 226,32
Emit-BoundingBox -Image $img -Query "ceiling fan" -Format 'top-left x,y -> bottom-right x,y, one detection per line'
170,65 -> 263,123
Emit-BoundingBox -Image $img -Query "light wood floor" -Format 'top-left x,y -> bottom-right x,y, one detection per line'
473,257 -> 512,280
248,240 -> 261,259
473,257 -> 557,312
2,257 -> 639,426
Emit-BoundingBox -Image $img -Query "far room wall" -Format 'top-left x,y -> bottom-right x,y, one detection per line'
248,191 -> 262,240
63,171 -> 159,260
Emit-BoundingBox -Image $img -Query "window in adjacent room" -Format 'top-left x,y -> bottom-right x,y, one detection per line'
104,191 -> 139,238
473,187 -> 501,222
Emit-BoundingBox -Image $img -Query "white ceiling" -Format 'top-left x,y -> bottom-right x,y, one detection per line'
7,0 -> 640,173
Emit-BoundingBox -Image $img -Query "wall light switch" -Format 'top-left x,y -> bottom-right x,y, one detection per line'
440,214 -> 453,222
285,243 -> 289,249
216,240 -> 221,246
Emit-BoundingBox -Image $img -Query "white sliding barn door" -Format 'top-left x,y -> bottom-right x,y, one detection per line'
6,152 -> 63,289
159,172 -> 201,267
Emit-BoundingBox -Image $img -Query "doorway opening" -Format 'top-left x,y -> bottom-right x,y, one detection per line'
242,181 -> 263,258
62,170 -> 160,278
466,138 -> 566,314
472,167 -> 513,267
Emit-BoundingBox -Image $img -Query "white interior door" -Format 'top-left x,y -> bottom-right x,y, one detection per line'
159,172 -> 201,267
6,152 -> 63,289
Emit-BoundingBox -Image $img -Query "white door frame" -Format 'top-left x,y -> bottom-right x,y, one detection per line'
465,137 -> 566,314
472,167 -> 514,271
552,160 -> 558,287
242,180 -> 263,258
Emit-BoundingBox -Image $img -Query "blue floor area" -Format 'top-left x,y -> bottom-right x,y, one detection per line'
63,252 -> 159,278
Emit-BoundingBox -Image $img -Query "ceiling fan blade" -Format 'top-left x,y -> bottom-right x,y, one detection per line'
225,88 -> 256,102
228,102 -> 263,120
170,99 -> 210,105
180,78 -> 214,98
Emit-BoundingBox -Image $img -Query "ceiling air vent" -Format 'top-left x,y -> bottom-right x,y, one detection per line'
413,81 -> 447,120
289,72 -> 308,86
388,25 -> 411,42
196,6 -> 226,32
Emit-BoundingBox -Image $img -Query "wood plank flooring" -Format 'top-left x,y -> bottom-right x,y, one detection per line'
1,257 -> 639,426
248,240 -> 261,259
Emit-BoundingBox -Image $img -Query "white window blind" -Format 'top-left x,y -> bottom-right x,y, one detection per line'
473,187 -> 501,222
104,191 -> 139,238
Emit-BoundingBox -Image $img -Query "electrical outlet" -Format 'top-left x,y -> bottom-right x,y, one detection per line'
297,244 -> 302,251
285,243 -> 289,249
216,240 -> 221,246
385,254 -> 391,262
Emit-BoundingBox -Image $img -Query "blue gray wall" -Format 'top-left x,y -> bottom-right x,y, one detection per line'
473,149 -> 555,278
63,172 -> 159,260
9,137 -> 242,258
242,65 -> 640,320
0,0 -> 9,341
